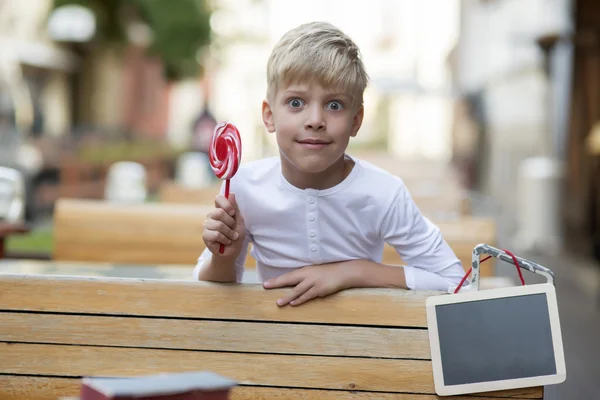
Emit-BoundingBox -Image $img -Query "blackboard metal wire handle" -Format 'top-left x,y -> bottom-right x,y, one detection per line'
469,243 -> 555,291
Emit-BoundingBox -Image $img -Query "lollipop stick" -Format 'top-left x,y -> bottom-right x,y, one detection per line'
224,179 -> 231,199
219,179 -> 231,254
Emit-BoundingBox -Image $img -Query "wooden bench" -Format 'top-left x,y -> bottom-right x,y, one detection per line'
0,274 -> 543,399
53,198 -> 494,276
0,222 -> 30,259
383,217 -> 498,275
53,198 -> 217,266
158,181 -> 222,205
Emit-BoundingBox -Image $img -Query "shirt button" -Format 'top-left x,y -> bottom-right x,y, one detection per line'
311,245 -> 317,252
309,215 -> 315,221
310,230 -> 316,237
308,197 -> 315,204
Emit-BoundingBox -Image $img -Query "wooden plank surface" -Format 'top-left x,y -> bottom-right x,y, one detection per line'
0,343 -> 542,398
0,312 -> 431,359
232,387 -> 543,400
0,376 -> 543,400
0,275 -> 437,327
53,199 -> 212,265
159,181 -> 221,204
435,218 -> 496,242
0,342 -> 435,393
53,198 -> 256,266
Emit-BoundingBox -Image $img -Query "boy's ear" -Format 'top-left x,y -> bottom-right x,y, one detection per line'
350,105 -> 364,137
262,100 -> 276,133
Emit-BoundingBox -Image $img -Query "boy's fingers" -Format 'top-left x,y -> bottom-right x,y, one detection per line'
290,287 -> 319,306
263,270 -> 303,289
205,230 -> 232,246
207,208 -> 235,229
215,195 -> 235,216
229,193 -> 243,222
276,280 -> 312,307
204,219 -> 239,241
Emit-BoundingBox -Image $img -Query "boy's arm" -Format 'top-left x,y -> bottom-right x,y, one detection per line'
339,260 -> 407,289
379,186 -> 465,291
263,249 -> 459,307
194,234 -> 251,283
342,259 -> 459,291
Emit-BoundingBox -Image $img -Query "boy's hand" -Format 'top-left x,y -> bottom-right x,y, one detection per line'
202,193 -> 246,259
263,262 -> 360,306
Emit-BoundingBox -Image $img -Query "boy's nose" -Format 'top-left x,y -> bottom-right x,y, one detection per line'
304,107 -> 326,131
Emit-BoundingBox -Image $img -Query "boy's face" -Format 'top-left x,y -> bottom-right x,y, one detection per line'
262,83 -> 364,175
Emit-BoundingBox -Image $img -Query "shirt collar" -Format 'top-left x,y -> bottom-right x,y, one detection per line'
279,154 -> 362,196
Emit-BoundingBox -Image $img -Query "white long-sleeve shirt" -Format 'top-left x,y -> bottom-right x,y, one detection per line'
194,155 -> 465,291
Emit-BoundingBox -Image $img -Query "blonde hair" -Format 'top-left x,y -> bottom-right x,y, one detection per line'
266,22 -> 369,107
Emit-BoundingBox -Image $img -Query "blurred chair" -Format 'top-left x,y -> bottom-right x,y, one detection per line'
175,152 -> 214,189
0,166 -> 29,258
514,157 -> 564,254
0,166 -> 25,223
104,161 -> 148,204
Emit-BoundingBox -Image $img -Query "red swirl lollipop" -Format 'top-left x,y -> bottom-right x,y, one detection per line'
209,121 -> 242,253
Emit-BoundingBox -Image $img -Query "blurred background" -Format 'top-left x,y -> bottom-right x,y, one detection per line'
0,0 -> 599,398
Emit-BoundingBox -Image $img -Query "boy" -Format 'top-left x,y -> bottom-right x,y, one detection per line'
194,21 -> 465,306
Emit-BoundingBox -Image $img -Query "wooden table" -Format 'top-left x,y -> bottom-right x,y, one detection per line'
0,272 -> 533,399
0,259 -> 512,290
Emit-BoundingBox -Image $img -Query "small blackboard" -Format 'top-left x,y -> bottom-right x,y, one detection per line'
426,283 -> 566,396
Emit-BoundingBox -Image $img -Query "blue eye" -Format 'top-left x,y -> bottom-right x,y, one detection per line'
326,101 -> 343,111
288,98 -> 304,108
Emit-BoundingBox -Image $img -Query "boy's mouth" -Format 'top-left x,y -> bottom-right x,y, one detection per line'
296,138 -> 332,147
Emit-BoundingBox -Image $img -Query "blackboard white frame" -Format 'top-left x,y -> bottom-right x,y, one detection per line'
426,283 -> 566,396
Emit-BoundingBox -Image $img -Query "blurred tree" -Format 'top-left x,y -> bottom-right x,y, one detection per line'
51,0 -> 212,80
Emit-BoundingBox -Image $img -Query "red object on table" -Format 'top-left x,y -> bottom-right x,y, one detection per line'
208,121 -> 242,254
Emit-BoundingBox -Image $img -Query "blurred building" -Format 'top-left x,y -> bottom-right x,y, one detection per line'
452,0 -> 573,240
0,0 -> 179,145
560,0 -> 600,260
0,0 -> 80,190
0,0 -> 189,218
0,0 -> 77,140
